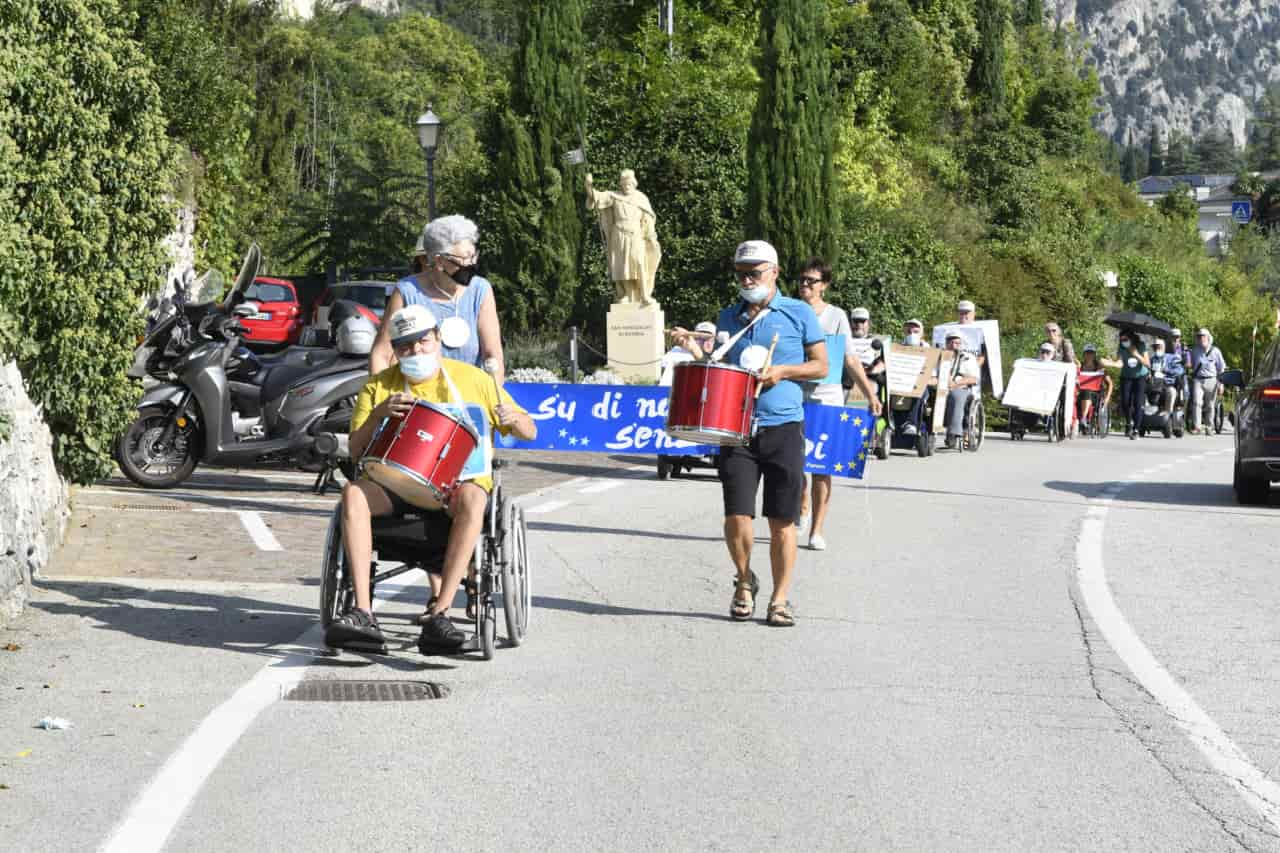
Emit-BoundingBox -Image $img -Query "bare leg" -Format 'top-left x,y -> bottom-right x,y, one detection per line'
433,483 -> 487,616
340,480 -> 395,612
800,476 -> 810,520
724,514 -> 755,608
810,474 -> 832,538
766,516 -> 797,605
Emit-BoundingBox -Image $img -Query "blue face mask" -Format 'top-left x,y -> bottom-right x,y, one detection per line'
400,353 -> 438,381
739,285 -> 770,304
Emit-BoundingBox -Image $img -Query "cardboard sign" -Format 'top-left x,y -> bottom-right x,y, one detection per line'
848,336 -> 885,367
886,344 -> 942,399
932,352 -> 953,435
1001,359 -> 1076,417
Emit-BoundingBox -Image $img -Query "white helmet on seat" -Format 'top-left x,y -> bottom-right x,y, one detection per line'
336,316 -> 376,355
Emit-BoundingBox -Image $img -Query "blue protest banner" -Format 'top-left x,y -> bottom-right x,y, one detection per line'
498,383 -> 870,479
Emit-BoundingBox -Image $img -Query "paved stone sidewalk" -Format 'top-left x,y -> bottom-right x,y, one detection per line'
46,452 -> 648,584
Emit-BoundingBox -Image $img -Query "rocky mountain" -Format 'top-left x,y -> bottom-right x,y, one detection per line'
1053,0 -> 1280,149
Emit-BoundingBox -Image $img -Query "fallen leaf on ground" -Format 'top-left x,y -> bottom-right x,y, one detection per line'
131,703 -> 145,709
2,643 -> 19,652
187,555 -> 197,561
1,783 -> 10,789
15,750 -> 30,758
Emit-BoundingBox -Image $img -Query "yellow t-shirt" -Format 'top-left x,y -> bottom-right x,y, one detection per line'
352,359 -> 524,493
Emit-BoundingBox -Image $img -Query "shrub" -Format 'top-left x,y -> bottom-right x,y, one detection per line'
0,1 -> 174,483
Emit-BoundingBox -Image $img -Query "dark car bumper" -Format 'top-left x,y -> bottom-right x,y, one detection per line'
1236,442 -> 1280,482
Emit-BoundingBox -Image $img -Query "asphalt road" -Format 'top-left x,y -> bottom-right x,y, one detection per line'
3,434 -> 1279,852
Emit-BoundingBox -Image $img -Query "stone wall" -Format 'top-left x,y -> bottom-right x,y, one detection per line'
0,360 -> 68,624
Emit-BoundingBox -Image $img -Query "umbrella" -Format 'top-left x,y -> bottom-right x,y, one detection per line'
1103,311 -> 1174,342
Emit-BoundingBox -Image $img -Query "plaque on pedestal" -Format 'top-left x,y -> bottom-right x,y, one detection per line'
606,303 -> 664,383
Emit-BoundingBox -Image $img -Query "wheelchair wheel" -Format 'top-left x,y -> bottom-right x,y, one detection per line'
1214,400 -> 1226,434
500,499 -> 531,646
319,506 -> 351,628
966,400 -> 985,452
874,438 -> 889,460
657,457 -> 672,480
479,601 -> 496,660
1098,406 -> 1110,438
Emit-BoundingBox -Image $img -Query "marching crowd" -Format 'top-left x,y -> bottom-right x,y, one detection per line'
324,214 -> 1233,650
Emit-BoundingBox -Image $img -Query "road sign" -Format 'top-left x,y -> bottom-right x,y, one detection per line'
1232,201 -> 1253,224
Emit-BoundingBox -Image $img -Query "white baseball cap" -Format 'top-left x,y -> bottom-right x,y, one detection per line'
694,321 -> 717,335
734,240 -> 778,267
905,318 -> 923,329
851,307 -> 870,321
1039,342 -> 1054,353
1171,328 -> 1182,337
957,300 -> 976,313
388,304 -> 438,348
1197,328 -> 1211,337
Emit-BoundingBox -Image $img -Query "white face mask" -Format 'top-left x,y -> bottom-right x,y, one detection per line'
739,284 -> 770,304
400,352 -> 438,381
904,332 -> 921,346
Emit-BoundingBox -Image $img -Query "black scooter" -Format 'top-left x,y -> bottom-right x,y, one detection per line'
118,246 -> 369,488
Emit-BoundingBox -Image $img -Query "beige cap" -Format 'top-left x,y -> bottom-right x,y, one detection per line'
851,307 -> 870,321
734,240 -> 778,266
388,304 -> 438,347
957,300 -> 976,313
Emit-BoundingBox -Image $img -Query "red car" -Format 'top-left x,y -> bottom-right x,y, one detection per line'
240,276 -> 306,347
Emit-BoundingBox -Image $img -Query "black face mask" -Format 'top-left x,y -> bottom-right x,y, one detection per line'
449,265 -> 478,287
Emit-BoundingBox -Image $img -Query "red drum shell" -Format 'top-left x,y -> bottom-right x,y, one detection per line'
362,400 -> 480,507
665,361 -> 758,445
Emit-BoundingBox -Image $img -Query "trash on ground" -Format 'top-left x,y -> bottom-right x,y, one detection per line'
36,717 -> 72,731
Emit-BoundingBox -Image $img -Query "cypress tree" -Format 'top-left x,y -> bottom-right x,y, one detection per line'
745,0 -> 838,272
1251,85 -> 1280,171
486,0 -> 586,332
1147,125 -> 1164,176
970,0 -> 1007,118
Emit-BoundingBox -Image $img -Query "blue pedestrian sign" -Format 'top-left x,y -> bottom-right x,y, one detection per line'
1232,201 -> 1253,224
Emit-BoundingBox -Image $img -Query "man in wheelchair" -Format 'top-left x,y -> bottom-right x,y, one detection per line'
325,305 -> 537,653
942,330 -> 981,449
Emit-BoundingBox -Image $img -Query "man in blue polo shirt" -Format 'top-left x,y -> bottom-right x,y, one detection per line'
672,239 -> 827,628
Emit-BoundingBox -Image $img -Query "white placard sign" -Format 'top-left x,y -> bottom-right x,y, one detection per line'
1001,359 -> 1076,416
931,320 -> 1004,397
848,336 -> 877,366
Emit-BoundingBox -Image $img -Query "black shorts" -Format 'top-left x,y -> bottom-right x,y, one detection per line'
717,421 -> 806,523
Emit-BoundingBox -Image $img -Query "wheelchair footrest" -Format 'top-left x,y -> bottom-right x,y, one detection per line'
326,639 -> 389,655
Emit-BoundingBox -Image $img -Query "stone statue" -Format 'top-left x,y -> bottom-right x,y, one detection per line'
586,169 -> 662,308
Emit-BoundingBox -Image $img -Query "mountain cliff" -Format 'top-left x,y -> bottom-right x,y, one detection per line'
1055,0 -> 1280,149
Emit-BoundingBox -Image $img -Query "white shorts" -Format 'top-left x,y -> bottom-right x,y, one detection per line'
804,383 -> 844,406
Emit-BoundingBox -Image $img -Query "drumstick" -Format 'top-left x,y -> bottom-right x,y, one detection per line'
482,357 -> 503,400
755,332 -> 780,400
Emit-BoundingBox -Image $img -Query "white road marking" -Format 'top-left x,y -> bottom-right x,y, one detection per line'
101,569 -> 425,853
525,499 -> 571,515
236,511 -> 283,551
1077,458 -> 1280,832
580,480 -> 623,494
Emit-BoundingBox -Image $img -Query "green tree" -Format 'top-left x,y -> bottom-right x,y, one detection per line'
1025,65 -> 1098,157
1248,85 -> 1280,171
969,0 -> 1008,118
1147,126 -> 1165,176
745,0 -> 838,271
1163,131 -> 1199,175
1193,129 -> 1240,174
0,0 -> 174,482
1021,0 -> 1043,27
485,0 -> 588,331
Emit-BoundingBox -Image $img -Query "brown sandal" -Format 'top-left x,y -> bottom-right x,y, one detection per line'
766,600 -> 795,627
415,595 -> 440,625
730,570 -> 759,621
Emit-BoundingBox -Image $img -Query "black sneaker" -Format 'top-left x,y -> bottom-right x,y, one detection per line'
417,612 -> 466,655
324,608 -> 385,649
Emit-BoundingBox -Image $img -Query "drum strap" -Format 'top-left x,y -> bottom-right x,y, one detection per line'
710,308 -> 771,363
404,366 -> 481,436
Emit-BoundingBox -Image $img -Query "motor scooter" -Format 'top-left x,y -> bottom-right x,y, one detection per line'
118,246 -> 368,488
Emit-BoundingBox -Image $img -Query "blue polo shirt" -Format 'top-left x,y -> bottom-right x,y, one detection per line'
717,291 -> 824,427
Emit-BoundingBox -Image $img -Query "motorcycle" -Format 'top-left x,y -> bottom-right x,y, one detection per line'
118,245 -> 369,489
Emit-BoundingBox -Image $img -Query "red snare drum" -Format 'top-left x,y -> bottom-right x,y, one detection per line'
665,361 -> 759,445
362,400 -> 479,508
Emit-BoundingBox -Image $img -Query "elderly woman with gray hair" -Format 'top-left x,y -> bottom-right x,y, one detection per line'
371,214 -> 505,383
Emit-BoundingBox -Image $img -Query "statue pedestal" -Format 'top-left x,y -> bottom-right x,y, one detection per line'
606,303 -> 664,383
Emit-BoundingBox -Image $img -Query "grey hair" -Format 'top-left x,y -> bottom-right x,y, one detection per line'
422,214 -> 480,258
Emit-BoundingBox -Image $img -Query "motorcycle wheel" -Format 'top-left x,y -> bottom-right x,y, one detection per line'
118,407 -> 200,488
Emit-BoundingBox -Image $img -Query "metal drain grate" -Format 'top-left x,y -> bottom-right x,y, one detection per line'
282,680 -> 449,702
110,503 -> 183,512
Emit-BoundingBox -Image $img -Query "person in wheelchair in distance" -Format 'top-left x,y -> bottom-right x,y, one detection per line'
1142,337 -> 1186,436
892,318 -> 929,437
941,330 -> 981,449
325,305 -> 537,654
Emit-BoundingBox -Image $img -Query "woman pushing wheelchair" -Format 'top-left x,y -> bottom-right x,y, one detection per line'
325,304 -> 536,654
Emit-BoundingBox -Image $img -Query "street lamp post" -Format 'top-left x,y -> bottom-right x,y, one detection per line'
415,106 -> 443,220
